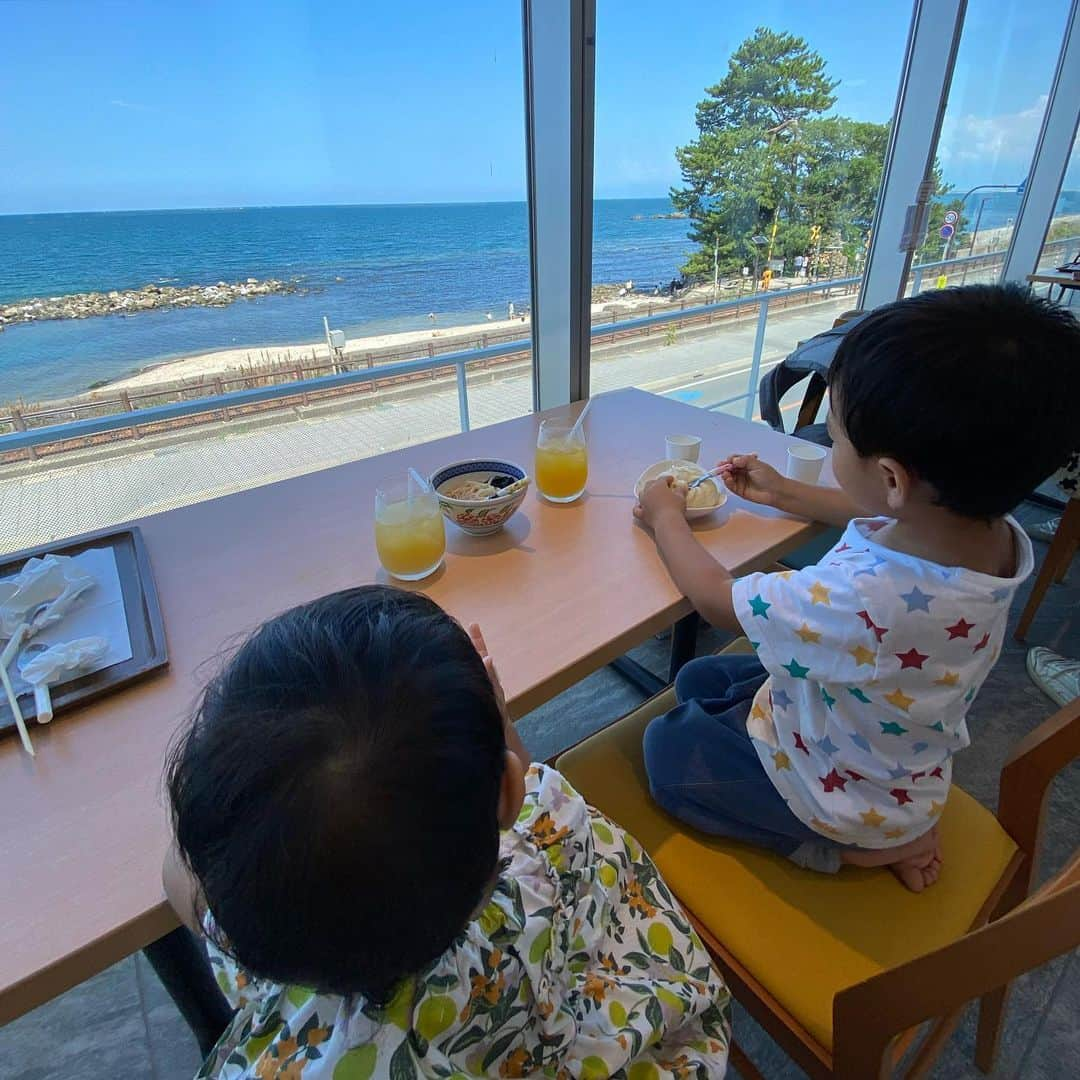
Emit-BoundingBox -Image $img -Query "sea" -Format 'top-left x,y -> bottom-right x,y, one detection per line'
2,190 -> 1077,404
0,198 -> 693,403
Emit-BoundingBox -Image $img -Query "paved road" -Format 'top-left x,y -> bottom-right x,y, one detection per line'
0,294 -> 850,551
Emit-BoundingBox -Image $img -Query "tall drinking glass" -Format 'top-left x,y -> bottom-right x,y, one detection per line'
535,420 -> 588,503
374,478 -> 446,580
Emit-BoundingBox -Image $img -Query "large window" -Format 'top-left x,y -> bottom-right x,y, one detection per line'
0,2 -> 530,549
907,0 -> 1072,293
587,3 -> 907,423
1036,134 -> 1080,284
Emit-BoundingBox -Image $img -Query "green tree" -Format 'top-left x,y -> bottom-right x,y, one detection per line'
672,27 -> 959,281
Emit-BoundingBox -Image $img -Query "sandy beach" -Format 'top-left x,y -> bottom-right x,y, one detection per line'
98,289 -> 691,393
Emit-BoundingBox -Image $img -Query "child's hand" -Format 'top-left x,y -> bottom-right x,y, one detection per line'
469,623 -> 530,767
634,477 -> 687,530
718,453 -> 786,506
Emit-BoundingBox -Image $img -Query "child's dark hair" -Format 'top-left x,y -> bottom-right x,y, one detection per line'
829,284 -> 1080,519
165,586 -> 506,1004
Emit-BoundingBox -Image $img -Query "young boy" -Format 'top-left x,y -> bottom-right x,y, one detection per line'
635,284 -> 1079,891
163,587 -> 730,1078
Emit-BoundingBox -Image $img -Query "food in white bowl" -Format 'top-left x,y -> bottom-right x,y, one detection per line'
430,459 -> 530,536
634,459 -> 726,519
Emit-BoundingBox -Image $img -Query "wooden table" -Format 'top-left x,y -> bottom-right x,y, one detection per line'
0,387 -> 826,1027
1027,271 -> 1080,304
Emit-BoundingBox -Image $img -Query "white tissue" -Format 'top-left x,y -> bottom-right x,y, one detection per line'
19,637 -> 109,687
0,555 -> 96,637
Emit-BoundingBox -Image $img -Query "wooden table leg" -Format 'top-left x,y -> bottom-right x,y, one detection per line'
143,927 -> 234,1058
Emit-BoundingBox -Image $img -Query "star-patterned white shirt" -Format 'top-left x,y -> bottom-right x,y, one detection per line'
731,516 -> 1033,848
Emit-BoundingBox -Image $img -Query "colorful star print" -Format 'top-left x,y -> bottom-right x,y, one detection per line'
847,686 -> 872,704
896,646 -> 930,670
816,735 -> 839,755
854,556 -> 887,578
929,720 -> 945,732
883,827 -> 907,839
820,687 -> 837,711
810,817 -> 842,836
911,741 -> 929,754
890,787 -> 913,806
934,671 -> 960,687
809,582 -> 831,606
793,732 -> 810,754
772,689 -> 793,711
835,542 -> 852,553
820,769 -> 848,793
887,765 -> 909,780
899,585 -> 935,613
772,750 -> 792,771
865,520 -> 887,531
965,686 -> 976,703
750,702 -> 767,722
973,631 -> 990,653
860,807 -> 886,828
846,769 -> 866,781
990,586 -> 1011,602
884,687 -> 915,712
945,617 -> 975,639
748,594 -> 771,618
911,771 -> 925,782
783,657 -> 810,679
850,732 -> 872,752
795,622 -> 821,644
856,610 -> 888,642
749,640 -> 760,651
880,720 -> 908,735
928,800 -> 945,817
849,644 -> 876,667
929,766 -> 944,779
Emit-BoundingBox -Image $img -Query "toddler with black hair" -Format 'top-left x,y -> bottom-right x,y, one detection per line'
635,284 -> 1080,891
164,586 -> 730,1078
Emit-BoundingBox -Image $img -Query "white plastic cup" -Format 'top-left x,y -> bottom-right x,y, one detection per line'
665,434 -> 702,462
786,442 -> 827,483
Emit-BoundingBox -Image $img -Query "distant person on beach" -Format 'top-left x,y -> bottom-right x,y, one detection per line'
507,300 -> 515,320
163,587 -> 731,1078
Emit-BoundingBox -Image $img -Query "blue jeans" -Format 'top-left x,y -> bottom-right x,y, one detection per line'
643,654 -> 842,872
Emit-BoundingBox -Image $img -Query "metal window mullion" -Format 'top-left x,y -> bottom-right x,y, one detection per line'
521,0 -> 596,412
1002,0 -> 1080,284
859,0 -> 967,311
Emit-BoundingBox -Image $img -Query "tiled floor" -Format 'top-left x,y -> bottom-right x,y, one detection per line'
1,501 -> 1076,1079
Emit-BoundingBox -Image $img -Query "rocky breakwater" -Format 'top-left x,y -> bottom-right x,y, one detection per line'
0,277 -> 305,328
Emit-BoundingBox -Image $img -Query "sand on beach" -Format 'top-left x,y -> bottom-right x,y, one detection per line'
97,290 -> 690,393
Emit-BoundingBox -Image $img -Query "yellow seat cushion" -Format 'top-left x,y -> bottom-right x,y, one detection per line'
557,673 -> 1018,1050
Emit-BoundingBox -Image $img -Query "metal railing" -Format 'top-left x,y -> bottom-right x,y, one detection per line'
1,234 -> 1075,459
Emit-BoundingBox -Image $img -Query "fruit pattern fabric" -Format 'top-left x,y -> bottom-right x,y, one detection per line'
198,765 -> 730,1079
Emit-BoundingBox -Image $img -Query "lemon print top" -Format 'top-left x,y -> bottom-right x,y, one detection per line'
198,765 -> 730,1079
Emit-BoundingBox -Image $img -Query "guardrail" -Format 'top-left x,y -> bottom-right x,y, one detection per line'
0,234 -> 1074,460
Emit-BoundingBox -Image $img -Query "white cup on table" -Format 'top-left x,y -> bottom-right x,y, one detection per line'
786,442 -> 827,483
665,434 -> 702,462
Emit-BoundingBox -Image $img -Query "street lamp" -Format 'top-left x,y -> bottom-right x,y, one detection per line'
942,181 -> 1024,262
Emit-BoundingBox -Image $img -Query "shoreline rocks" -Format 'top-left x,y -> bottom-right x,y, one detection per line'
0,277 -> 305,327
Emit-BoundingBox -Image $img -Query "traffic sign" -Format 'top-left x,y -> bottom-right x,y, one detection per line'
943,210 -> 959,225
939,224 -> 955,240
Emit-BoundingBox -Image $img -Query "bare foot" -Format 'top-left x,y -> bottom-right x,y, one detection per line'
840,826 -> 943,893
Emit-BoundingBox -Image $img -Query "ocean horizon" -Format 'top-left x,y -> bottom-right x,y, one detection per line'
0,197 -> 693,402
1,190 -> 1077,403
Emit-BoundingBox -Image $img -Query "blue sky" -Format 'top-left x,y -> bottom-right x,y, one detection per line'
0,0 -> 1072,213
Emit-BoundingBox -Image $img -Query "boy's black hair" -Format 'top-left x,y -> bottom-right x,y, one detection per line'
829,284 -> 1080,519
165,586 -> 507,1004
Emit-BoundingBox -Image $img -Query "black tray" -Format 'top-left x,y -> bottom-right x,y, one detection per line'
0,527 -> 168,734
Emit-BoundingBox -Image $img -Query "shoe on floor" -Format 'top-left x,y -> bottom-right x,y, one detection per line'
1026,646 -> 1080,707
1023,516 -> 1061,542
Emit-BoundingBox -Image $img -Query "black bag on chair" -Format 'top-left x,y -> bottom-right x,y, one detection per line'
758,313 -> 868,446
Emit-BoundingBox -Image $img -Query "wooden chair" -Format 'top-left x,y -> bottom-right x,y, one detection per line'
554,640 -> 1080,1078
1015,495 -> 1080,639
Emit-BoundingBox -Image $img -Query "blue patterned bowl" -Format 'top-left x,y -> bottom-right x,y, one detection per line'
430,458 -> 530,536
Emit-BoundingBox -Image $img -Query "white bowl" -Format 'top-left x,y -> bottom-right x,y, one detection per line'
430,458 -> 530,536
634,459 -> 727,520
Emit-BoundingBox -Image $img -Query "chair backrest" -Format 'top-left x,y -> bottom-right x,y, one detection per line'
757,310 -> 863,439
831,695 -> 1080,1076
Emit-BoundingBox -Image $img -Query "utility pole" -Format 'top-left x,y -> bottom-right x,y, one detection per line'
712,235 -> 719,303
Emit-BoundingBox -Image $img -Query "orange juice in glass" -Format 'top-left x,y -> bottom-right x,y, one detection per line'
374,479 -> 446,580
535,420 -> 588,503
